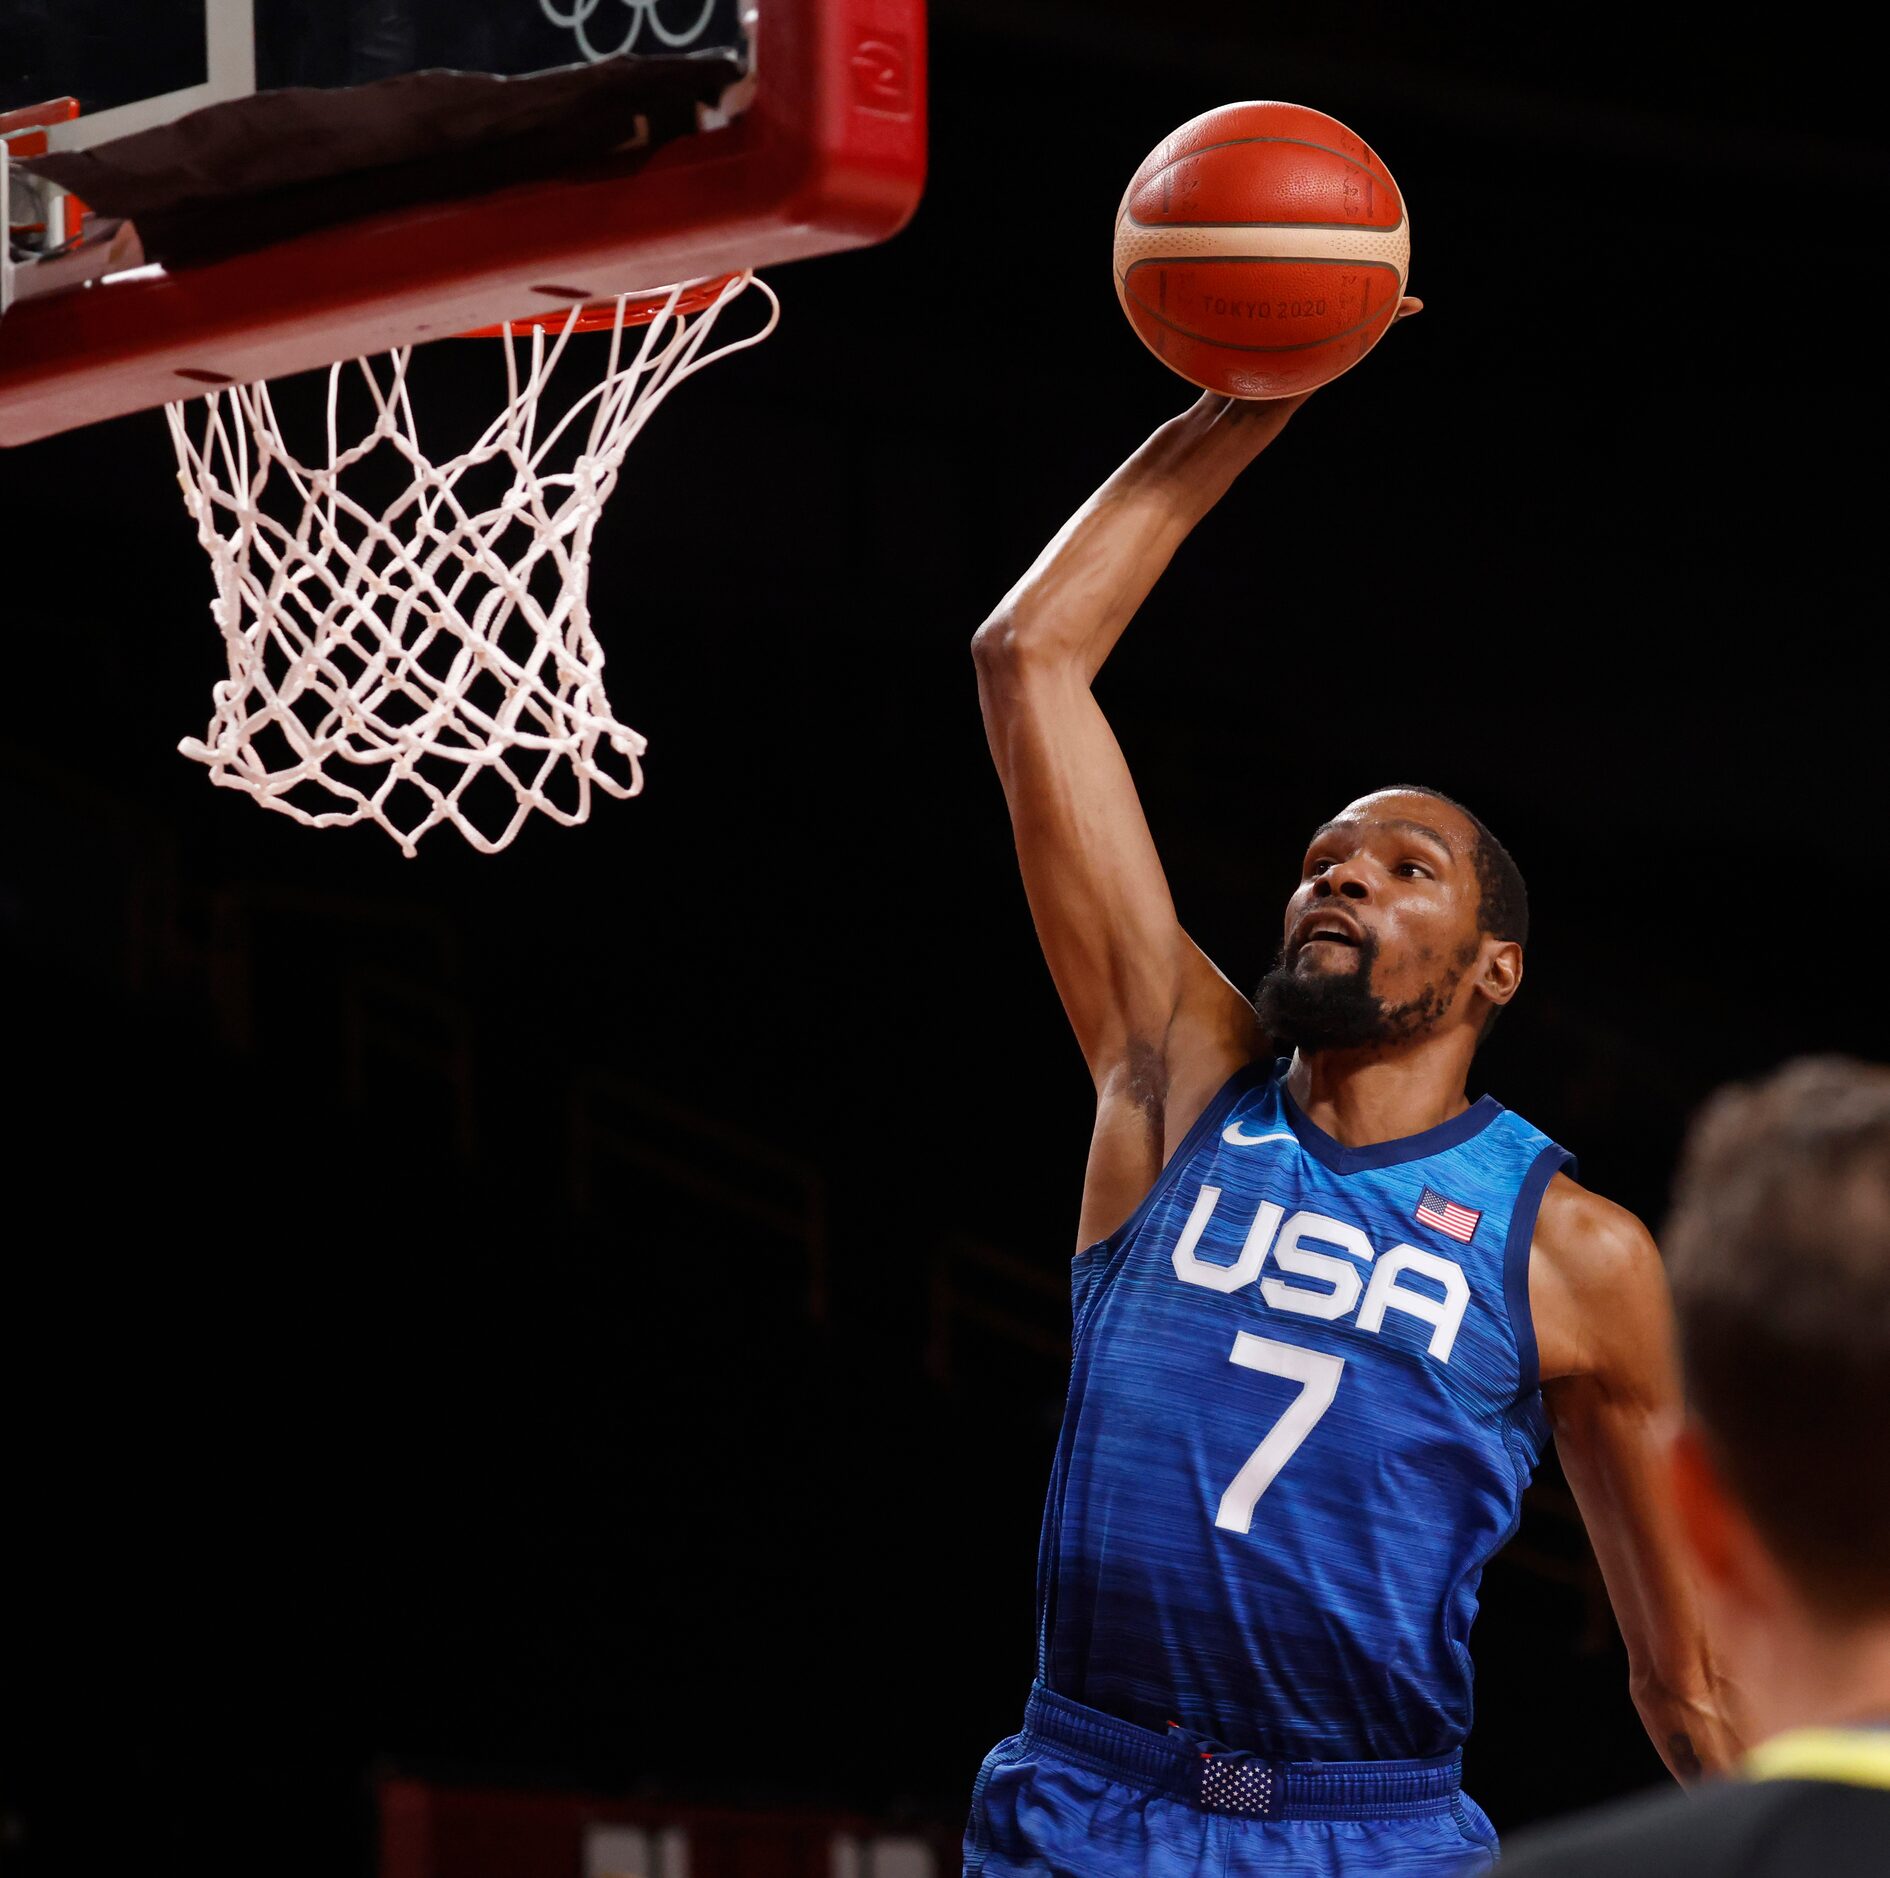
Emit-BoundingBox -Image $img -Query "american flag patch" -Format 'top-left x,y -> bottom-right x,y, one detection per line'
1416,1187 -> 1482,1243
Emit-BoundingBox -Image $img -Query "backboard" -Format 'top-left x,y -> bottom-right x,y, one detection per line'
0,0 -> 924,444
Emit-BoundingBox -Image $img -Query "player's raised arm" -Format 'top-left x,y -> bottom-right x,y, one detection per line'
971,393 -> 1294,1229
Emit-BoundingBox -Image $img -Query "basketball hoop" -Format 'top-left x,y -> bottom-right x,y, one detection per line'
167,271 -> 778,855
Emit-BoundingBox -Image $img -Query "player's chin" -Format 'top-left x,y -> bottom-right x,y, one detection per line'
1292,940 -> 1367,974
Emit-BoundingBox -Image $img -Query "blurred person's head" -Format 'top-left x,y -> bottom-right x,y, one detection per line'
1663,1057 -> 1890,1737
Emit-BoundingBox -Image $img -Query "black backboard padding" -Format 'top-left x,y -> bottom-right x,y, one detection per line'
27,51 -> 744,267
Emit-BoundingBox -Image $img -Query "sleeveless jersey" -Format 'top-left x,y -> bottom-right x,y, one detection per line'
1037,1057 -> 1573,1762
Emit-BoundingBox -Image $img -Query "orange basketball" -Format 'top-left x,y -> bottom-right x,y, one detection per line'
1113,101 -> 1411,400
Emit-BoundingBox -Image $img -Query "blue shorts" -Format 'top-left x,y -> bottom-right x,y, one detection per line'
964,1685 -> 1498,1878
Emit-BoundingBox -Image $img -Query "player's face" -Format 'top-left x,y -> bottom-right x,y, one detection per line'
1288,792 -> 1483,989
1259,792 -> 1494,1052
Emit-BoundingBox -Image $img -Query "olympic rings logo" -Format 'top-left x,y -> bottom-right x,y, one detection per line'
538,0 -> 721,62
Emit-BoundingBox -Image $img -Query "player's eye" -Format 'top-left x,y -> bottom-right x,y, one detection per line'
1396,861 -> 1432,879
1307,858 -> 1333,877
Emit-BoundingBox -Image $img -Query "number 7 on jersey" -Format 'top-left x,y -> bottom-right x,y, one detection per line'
1215,1333 -> 1346,1534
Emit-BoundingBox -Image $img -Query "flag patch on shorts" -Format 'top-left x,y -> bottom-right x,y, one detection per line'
1416,1187 -> 1481,1243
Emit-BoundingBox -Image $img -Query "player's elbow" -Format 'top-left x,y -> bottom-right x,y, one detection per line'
1628,1662 -> 1703,1714
1627,1657 -> 1721,1750
1627,1666 -> 1732,1782
973,608 -> 1069,676
1625,1620 -> 1716,1706
972,612 -> 1026,672
971,616 -> 1032,704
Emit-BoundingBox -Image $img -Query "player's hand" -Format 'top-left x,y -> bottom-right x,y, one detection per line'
1172,296 -> 1423,467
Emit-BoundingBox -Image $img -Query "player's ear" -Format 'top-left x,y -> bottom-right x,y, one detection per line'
1670,1422 -> 1736,1588
1669,1420 -> 1777,1612
1477,938 -> 1522,1012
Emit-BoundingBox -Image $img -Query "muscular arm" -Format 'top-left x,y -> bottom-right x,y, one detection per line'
1532,1176 -> 1746,1781
971,394 -> 1299,1246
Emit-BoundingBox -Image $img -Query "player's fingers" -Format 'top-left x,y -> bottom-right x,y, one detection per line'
1214,389 -> 1310,420
1395,296 -> 1424,319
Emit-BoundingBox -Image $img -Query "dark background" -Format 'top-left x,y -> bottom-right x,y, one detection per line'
3,3 -> 1886,1872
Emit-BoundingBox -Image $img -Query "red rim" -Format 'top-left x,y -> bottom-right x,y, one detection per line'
458,273 -> 742,339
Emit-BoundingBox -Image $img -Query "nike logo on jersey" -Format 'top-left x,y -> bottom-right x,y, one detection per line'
1169,1184 -> 1470,1364
1221,1121 -> 1299,1147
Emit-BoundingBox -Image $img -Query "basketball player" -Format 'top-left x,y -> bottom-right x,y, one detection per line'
963,338 -> 1742,1876
1497,1056 -> 1890,1876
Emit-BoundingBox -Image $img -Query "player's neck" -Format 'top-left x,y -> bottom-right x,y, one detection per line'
1744,1605 -> 1890,1745
1285,1036 -> 1476,1149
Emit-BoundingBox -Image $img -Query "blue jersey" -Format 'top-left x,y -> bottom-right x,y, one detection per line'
1037,1058 -> 1573,1763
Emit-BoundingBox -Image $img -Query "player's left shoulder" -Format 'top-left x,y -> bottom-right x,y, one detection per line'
1530,1171 -> 1671,1386
1533,1171 -> 1661,1286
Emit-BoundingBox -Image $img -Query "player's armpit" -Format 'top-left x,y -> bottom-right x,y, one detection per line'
1073,977 -> 1259,1248
1533,1177 -> 1747,1782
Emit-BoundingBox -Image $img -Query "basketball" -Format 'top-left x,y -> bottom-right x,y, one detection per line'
1113,101 -> 1411,400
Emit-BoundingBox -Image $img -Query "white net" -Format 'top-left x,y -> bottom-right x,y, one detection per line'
167,272 -> 779,856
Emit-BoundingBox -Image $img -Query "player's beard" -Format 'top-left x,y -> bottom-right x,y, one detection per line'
1254,932 -> 1457,1055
